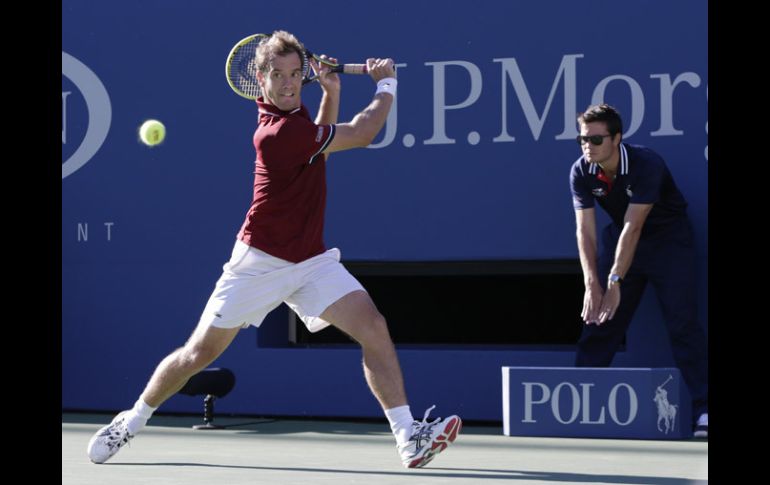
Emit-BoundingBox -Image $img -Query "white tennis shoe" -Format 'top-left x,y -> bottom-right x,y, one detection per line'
87,411 -> 135,464
398,405 -> 461,468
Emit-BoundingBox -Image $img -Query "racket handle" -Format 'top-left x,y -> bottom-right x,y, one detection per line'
332,64 -> 368,75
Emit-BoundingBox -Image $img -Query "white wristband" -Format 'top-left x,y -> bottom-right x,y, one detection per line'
375,77 -> 397,97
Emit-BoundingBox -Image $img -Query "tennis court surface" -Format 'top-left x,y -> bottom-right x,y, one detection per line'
63,413 -> 707,484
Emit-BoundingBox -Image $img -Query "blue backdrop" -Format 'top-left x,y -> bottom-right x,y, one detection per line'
62,0 -> 707,421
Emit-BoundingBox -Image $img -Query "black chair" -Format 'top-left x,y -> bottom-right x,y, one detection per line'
178,368 -> 236,429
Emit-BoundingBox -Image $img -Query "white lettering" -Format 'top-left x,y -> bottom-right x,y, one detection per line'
494,54 -> 583,142
364,55 -> 705,149
608,383 -> 638,425
424,61 -> 482,145
78,223 -> 88,242
551,382 -> 580,424
650,72 -> 702,136
521,380 -> 638,426
104,222 -> 114,241
579,383 -> 606,424
522,382 -> 550,423
74,222 -> 115,242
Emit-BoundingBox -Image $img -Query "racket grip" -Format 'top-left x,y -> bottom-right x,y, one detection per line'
336,64 -> 368,75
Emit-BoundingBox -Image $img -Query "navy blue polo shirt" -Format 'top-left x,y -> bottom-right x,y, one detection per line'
570,143 -> 689,239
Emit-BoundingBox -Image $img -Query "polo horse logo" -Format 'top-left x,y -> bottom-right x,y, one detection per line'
654,375 -> 677,434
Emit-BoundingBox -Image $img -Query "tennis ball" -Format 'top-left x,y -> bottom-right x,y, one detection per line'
139,119 -> 166,146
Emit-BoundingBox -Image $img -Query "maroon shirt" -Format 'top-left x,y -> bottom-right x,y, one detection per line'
237,98 -> 336,263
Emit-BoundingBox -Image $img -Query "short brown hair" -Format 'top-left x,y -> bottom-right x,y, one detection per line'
255,30 -> 304,72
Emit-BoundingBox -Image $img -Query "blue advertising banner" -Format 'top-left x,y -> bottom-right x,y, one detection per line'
503,367 -> 692,439
63,1 -> 707,418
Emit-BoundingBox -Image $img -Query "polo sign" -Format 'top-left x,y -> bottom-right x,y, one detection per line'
502,367 -> 691,439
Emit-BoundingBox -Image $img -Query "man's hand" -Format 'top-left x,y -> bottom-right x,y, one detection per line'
596,284 -> 621,324
309,55 -> 341,93
581,282 -> 604,325
366,57 -> 396,82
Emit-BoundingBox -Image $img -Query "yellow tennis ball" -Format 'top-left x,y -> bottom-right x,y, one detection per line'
139,119 -> 166,146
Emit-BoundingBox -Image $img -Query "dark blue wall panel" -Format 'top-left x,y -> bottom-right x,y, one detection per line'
63,0 -> 707,420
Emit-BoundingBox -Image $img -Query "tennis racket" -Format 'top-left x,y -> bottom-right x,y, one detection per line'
225,33 -> 368,100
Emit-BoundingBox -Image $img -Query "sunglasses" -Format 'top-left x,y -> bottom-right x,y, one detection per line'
576,134 -> 613,146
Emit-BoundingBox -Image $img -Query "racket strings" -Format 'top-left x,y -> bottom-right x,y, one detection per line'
300,52 -> 314,84
235,41 -> 261,98
227,35 -> 268,99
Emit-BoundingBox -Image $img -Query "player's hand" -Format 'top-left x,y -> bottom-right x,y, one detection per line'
366,58 -> 396,82
581,284 -> 603,325
596,284 -> 620,325
310,55 -> 341,92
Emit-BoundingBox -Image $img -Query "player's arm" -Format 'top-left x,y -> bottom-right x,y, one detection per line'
323,58 -> 396,154
311,56 -> 341,126
575,208 -> 603,324
597,202 -> 653,323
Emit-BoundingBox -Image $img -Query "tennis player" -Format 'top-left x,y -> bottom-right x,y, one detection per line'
87,30 -> 460,468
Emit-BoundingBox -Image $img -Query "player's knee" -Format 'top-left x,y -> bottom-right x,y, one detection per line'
179,344 -> 219,370
372,312 -> 389,333
364,313 -> 391,342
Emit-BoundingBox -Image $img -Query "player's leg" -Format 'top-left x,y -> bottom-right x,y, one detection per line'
320,290 -> 406,408
87,240 -> 291,464
86,323 -> 240,464
320,290 -> 461,468
286,249 -> 460,468
139,323 -> 241,408
88,322 -> 240,463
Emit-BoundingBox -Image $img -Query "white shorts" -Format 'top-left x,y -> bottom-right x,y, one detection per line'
198,240 -> 365,332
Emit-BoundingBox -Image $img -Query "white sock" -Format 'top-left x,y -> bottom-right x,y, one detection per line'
385,405 -> 414,446
126,398 -> 157,435
697,412 -> 708,426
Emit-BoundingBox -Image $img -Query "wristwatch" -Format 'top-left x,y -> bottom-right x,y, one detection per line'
608,273 -> 623,286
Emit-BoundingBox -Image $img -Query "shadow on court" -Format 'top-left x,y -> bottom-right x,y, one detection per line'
110,462 -> 706,484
